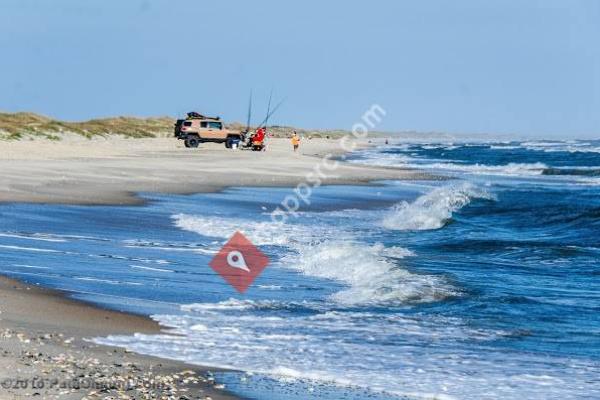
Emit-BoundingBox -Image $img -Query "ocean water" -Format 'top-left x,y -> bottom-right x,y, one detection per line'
1,139 -> 599,400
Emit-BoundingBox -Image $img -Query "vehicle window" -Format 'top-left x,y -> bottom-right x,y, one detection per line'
183,121 -> 192,127
200,121 -> 208,128
208,121 -> 222,129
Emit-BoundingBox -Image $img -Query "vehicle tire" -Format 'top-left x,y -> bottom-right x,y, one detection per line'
185,137 -> 199,148
225,140 -> 231,149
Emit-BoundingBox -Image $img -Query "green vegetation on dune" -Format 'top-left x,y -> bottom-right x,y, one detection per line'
0,112 -> 175,140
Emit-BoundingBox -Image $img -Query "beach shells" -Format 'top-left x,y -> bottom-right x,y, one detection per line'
0,328 -> 227,399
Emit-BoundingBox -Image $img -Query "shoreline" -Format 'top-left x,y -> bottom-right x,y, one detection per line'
0,136 -> 440,205
0,275 -> 240,400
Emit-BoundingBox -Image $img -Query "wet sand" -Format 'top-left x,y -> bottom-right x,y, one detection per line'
0,276 -> 240,399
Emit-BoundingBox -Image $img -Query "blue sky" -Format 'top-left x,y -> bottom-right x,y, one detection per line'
1,0 -> 599,138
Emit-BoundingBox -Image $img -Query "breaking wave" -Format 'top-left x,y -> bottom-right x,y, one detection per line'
173,213 -> 457,306
352,152 -> 549,177
522,141 -> 600,153
172,213 -> 341,246
382,183 -> 495,231
283,241 -> 457,305
412,162 -> 548,176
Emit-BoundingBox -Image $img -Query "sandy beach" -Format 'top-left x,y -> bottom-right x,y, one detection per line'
0,276 -> 239,400
0,136 -> 435,205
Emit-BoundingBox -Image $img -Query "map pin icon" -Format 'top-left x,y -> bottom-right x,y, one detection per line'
227,250 -> 250,272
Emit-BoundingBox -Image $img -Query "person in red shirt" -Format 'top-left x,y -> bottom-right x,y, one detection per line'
253,127 -> 265,144
250,127 -> 266,151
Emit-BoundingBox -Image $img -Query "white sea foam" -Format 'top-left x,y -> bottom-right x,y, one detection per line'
382,183 -> 494,231
283,241 -> 455,305
89,253 -> 170,265
96,298 -> 596,400
0,232 -> 67,242
172,213 -> 332,246
352,149 -> 549,177
122,239 -> 216,254
130,265 -> 174,273
522,141 -> 600,153
173,213 -> 455,306
349,149 -> 416,167
0,244 -> 61,253
256,284 -> 283,290
74,277 -> 143,286
419,162 -> 548,176
381,245 -> 416,258
576,177 -> 600,186
489,145 -> 522,150
181,298 -> 282,313
12,264 -> 50,270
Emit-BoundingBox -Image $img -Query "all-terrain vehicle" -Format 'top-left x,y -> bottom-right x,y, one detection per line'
174,112 -> 243,148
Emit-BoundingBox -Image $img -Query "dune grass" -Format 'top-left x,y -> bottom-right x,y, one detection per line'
0,112 -> 175,140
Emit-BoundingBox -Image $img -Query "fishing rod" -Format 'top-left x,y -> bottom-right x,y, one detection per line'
245,90 -> 253,133
264,89 -> 273,128
256,97 -> 286,129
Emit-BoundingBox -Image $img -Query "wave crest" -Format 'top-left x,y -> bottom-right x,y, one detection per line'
382,183 -> 494,231
172,212 -> 458,306
285,241 -> 457,305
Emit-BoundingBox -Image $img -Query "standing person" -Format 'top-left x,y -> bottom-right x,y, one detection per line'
291,131 -> 300,152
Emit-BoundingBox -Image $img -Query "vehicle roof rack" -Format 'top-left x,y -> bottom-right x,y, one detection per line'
186,112 -> 220,121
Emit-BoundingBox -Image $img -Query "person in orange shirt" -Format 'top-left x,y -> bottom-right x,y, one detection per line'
291,131 -> 300,152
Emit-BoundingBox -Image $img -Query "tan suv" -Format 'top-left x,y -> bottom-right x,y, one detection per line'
174,112 -> 243,148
